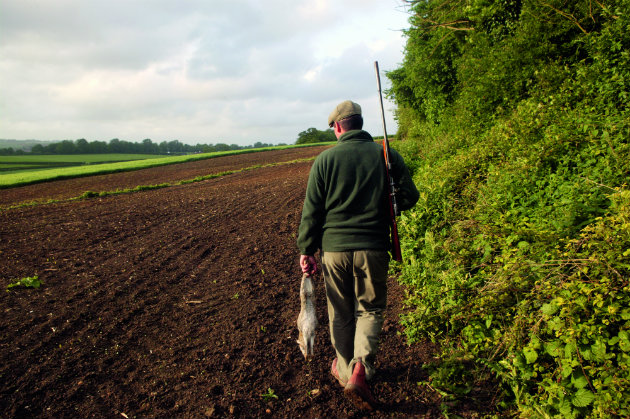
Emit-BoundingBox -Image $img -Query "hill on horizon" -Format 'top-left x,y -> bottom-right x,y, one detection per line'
0,139 -> 54,152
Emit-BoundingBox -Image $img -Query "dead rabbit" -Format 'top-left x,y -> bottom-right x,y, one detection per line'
297,273 -> 318,361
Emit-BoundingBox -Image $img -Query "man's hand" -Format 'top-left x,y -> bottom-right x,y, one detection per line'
300,255 -> 318,275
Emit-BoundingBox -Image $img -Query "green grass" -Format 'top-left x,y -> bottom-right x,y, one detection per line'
0,154 -> 161,164
0,154 -> 162,174
0,143 -> 333,189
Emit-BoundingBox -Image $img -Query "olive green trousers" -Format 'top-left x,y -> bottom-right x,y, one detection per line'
321,250 -> 389,382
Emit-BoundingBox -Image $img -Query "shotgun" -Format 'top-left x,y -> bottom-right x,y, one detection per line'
374,61 -> 402,262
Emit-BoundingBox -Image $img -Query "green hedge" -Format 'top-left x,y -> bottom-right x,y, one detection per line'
390,0 -> 630,416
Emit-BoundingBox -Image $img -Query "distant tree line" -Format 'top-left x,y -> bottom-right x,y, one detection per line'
0,127 -> 337,156
0,138 -> 285,155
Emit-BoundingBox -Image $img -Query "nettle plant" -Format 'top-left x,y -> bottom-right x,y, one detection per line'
503,191 -> 630,418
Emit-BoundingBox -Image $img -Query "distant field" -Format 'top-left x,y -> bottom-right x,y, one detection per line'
0,154 -> 161,174
0,143 -> 333,189
0,152 -> 236,188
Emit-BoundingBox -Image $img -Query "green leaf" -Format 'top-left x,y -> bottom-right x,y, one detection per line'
6,275 -> 41,290
591,340 -> 607,362
619,331 -> 630,352
541,302 -> 559,315
571,374 -> 588,389
562,363 -> 573,378
485,314 -> 493,329
548,317 -> 564,331
572,388 -> 595,407
565,342 -> 577,359
545,340 -> 562,357
523,347 -> 538,364
558,399 -> 573,417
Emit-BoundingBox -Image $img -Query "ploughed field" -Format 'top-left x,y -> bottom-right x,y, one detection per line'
1,146 -> 446,418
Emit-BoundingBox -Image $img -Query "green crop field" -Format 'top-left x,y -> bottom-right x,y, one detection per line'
0,154 -> 162,174
0,152 -> 231,188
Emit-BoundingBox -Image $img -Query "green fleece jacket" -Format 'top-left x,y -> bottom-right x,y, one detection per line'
297,129 -> 419,255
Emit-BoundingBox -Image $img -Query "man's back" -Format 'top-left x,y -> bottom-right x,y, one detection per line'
298,129 -> 390,254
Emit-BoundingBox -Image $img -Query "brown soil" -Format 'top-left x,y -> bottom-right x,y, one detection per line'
0,146 -> 486,418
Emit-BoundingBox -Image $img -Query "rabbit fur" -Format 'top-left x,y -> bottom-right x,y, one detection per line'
297,273 -> 318,361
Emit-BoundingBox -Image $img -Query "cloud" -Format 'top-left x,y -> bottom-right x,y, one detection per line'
0,0 -> 410,145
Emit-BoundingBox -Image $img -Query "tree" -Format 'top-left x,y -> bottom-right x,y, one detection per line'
109,138 -> 123,153
31,144 -> 44,154
55,140 -> 76,154
141,138 -> 158,154
295,128 -> 335,144
166,140 -> 185,154
75,138 -> 89,153
88,141 -> 108,154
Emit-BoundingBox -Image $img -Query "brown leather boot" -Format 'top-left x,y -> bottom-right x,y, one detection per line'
343,358 -> 376,411
330,358 -> 347,387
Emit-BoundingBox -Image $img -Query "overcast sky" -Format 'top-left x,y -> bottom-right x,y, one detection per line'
0,1 -> 411,146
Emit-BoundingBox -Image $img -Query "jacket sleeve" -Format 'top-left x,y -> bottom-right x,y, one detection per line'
390,149 -> 419,212
297,159 -> 325,255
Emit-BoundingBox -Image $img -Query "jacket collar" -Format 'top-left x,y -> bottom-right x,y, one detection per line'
338,129 -> 373,143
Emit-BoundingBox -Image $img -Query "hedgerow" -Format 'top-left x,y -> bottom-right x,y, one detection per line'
389,0 -> 629,416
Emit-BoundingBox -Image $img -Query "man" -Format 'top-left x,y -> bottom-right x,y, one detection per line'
297,100 -> 419,410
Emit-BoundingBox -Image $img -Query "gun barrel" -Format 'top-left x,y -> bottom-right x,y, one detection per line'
374,61 -> 389,146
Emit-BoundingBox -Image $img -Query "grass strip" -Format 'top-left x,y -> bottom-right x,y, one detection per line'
0,154 -> 161,164
1,157 -> 315,211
